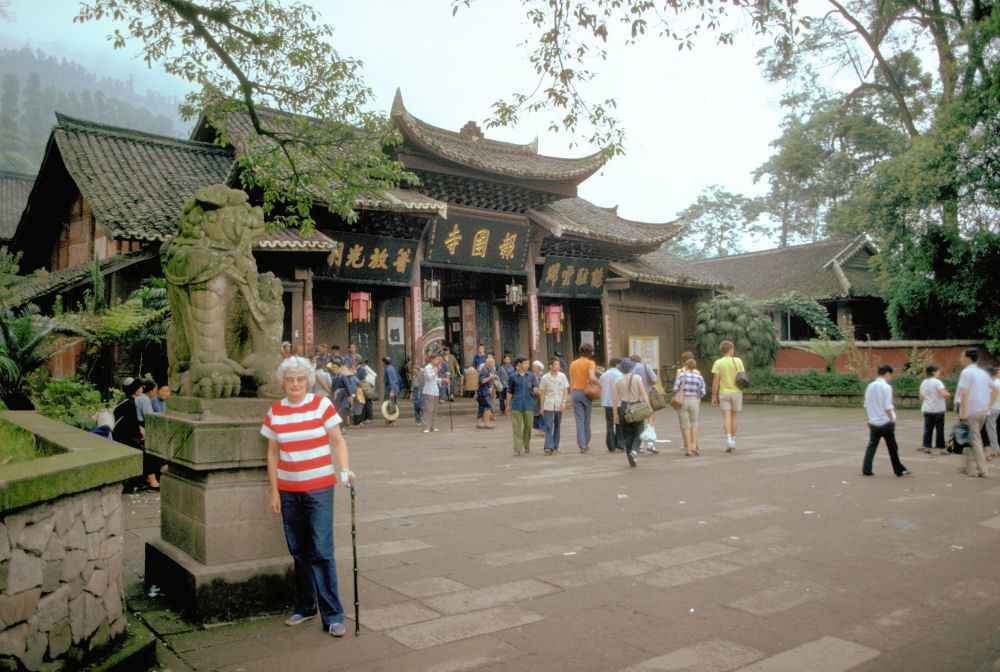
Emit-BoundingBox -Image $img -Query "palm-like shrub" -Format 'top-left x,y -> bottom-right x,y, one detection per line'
0,303 -> 57,406
793,337 -> 847,372
693,293 -> 779,369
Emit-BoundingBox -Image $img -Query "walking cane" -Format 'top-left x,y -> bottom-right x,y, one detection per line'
350,483 -> 359,636
448,390 -> 454,431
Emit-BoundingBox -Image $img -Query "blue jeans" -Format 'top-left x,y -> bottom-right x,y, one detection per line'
412,388 -> 423,424
571,389 -> 592,449
543,410 -> 562,451
279,486 -> 344,626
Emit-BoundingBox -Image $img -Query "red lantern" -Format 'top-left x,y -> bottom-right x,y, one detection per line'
543,305 -> 563,333
348,292 -> 371,322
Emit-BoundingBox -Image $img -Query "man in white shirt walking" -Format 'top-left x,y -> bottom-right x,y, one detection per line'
862,363 -> 912,477
956,348 -> 995,477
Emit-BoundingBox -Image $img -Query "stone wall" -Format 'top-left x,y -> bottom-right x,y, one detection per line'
0,483 -> 126,671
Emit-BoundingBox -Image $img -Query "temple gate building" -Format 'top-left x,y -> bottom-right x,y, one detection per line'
10,93 -> 726,386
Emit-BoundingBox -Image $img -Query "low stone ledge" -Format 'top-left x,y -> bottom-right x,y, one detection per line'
744,390 -> 921,408
0,412 -> 141,513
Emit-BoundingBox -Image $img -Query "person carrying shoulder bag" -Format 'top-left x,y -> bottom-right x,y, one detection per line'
613,358 -> 651,467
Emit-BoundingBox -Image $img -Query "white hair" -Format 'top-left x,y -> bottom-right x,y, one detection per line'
95,409 -> 115,428
275,356 -> 316,388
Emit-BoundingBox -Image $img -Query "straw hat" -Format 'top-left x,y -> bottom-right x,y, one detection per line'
381,399 -> 400,422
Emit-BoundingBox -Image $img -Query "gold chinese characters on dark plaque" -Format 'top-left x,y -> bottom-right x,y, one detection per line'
320,232 -> 417,285
426,215 -> 529,271
538,256 -> 606,298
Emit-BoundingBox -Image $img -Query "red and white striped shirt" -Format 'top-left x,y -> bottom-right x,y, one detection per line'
261,393 -> 341,492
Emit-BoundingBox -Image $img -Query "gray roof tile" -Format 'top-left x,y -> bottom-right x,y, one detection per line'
0,171 -> 34,240
689,236 -> 882,300
529,198 -> 684,248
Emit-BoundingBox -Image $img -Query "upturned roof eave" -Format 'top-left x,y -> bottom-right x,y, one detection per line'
527,205 -> 686,249
391,89 -> 605,184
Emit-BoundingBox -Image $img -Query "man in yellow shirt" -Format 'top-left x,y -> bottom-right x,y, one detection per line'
711,340 -> 745,452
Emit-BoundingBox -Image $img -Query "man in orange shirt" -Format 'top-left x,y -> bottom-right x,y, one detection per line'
568,343 -> 600,453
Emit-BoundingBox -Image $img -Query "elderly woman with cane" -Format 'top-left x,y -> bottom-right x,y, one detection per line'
262,356 -> 356,638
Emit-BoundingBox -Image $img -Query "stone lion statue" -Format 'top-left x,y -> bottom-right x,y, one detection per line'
161,184 -> 284,398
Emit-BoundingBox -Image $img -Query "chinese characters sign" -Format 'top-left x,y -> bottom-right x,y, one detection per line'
318,232 -> 418,285
426,215 -> 529,270
538,256 -> 607,298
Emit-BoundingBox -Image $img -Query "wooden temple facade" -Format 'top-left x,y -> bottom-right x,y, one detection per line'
10,92 -> 726,384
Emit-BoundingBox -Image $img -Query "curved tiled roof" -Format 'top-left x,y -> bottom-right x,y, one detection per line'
51,113 -> 235,241
0,171 -> 34,241
689,235 -> 882,300
391,90 -> 605,183
528,198 -> 685,248
611,247 -> 730,289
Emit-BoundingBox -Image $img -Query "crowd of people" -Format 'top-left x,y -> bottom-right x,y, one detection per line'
390,339 -> 748,469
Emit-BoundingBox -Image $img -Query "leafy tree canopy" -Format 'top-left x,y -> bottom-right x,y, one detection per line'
76,0 -> 415,231
674,185 -> 768,259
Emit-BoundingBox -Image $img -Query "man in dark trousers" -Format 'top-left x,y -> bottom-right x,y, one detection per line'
381,356 -> 401,426
862,363 -> 912,477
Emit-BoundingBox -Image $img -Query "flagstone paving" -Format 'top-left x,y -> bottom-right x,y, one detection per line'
122,403 -> 1000,671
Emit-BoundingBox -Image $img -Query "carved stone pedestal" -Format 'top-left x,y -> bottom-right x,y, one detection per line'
144,396 -> 293,620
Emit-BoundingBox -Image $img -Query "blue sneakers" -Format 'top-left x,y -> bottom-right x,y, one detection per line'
284,612 -> 315,626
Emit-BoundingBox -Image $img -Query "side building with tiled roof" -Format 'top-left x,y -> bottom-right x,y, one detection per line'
690,236 -> 889,340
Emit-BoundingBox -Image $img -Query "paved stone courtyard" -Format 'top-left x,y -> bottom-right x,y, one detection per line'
123,404 -> 1000,671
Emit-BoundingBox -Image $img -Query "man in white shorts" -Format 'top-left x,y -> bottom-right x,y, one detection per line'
711,340 -> 745,452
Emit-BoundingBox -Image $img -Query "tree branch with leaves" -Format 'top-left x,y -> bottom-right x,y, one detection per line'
76,0 -> 415,230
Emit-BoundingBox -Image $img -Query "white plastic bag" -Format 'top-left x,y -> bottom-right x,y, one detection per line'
640,424 -> 657,442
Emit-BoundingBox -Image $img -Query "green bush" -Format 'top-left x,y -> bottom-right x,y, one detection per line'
693,293 -> 779,369
25,373 -> 109,430
749,368 -> 953,395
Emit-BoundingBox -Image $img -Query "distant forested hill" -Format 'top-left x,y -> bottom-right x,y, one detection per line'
0,47 -> 185,173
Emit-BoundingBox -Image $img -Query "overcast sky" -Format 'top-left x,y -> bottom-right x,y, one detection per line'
0,0 -> 785,246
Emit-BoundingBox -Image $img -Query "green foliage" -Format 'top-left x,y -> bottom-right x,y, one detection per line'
675,186 -> 770,259
749,368 -> 935,396
750,368 -> 864,394
0,419 -> 43,465
880,225 -> 1000,353
769,291 -> 841,340
24,372 -> 107,430
0,303 -> 56,402
55,280 -> 170,394
792,338 -> 847,373
421,302 -> 443,335
76,0 -> 415,232
693,293 -> 779,369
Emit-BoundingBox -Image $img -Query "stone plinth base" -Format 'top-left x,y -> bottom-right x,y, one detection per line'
143,396 -> 294,621
145,538 -> 293,621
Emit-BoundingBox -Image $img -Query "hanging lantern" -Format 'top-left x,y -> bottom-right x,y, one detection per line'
505,283 -> 524,306
348,292 -> 371,322
543,305 -> 564,333
423,278 -> 441,303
